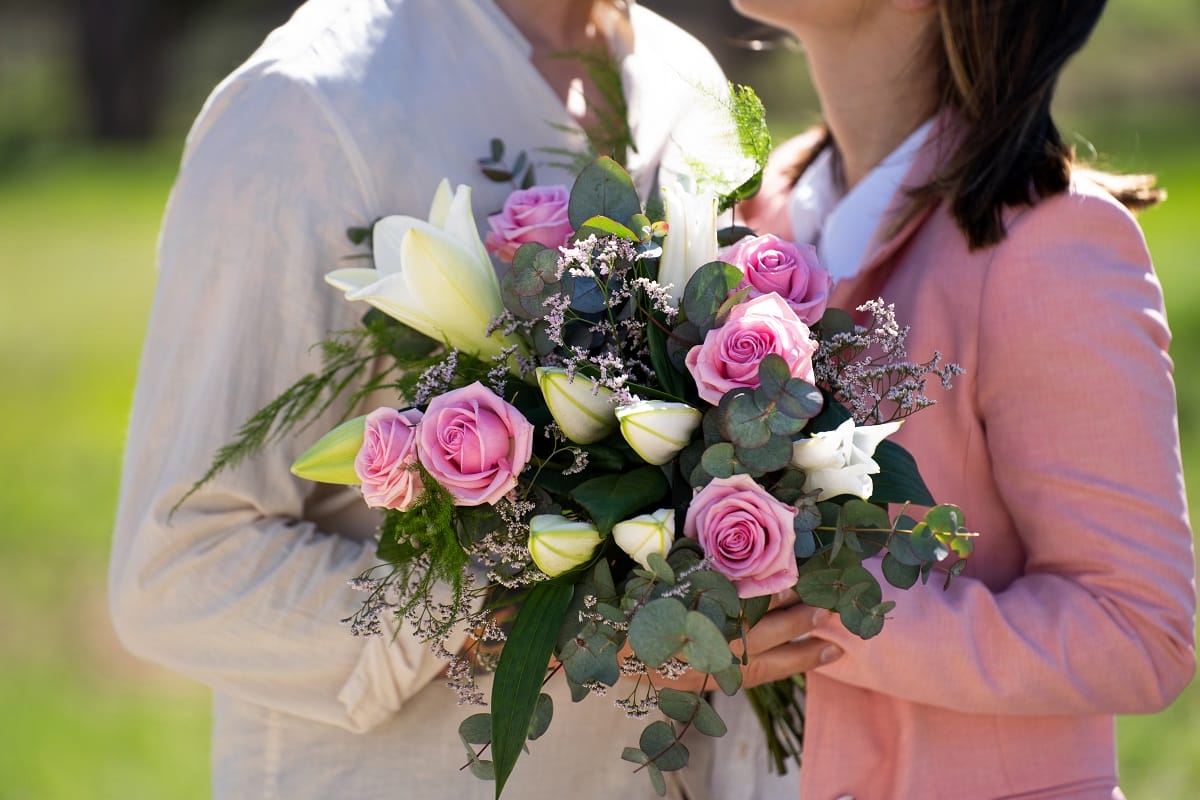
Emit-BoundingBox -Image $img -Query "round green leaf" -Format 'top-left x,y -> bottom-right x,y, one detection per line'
459,713 -> 492,746
701,442 -> 738,479
720,391 -> 771,449
656,687 -> 700,723
881,552 -> 920,589
527,693 -> 554,741
681,611 -> 736,674
734,434 -> 792,475
628,597 -> 688,667
639,720 -> 689,771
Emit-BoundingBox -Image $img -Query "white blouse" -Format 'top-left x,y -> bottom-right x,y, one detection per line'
789,118 -> 935,280
108,1 -> 743,797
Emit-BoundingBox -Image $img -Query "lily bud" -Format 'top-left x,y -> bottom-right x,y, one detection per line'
536,367 -> 617,444
527,514 -> 602,577
290,415 -> 367,485
615,401 -> 702,466
658,181 -> 718,307
613,509 -> 676,569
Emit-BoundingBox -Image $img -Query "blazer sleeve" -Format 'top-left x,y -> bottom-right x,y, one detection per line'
813,187 -> 1197,715
108,69 -> 461,732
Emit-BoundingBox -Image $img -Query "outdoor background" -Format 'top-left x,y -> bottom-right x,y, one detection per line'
1,1 -> 1197,797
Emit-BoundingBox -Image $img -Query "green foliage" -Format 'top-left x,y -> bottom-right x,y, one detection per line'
681,261 -> 744,335
567,155 -> 642,231
569,467 -> 670,535
491,582 -> 574,798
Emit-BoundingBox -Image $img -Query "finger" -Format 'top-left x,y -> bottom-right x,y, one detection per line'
739,605 -> 829,658
741,639 -> 843,688
767,588 -> 802,611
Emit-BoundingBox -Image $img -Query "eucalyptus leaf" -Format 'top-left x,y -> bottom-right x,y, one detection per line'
640,721 -> 689,771
622,747 -> 649,766
469,758 -> 497,781
568,156 -> 642,231
701,442 -> 738,479
576,214 -> 640,242
794,569 -> 841,609
657,688 -> 700,723
527,693 -> 554,741
627,597 -> 688,668
882,552 -> 920,589
719,391 -> 771,449
839,500 -> 891,533
686,569 -> 742,618
734,434 -> 792,475
459,713 -> 493,746
712,663 -> 743,695
682,261 -> 744,334
682,611 -> 736,674
647,763 -> 667,797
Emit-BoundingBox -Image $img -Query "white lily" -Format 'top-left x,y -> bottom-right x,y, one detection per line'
658,181 -> 718,307
612,508 -> 676,570
527,514 -> 602,577
536,367 -> 617,444
789,419 -> 904,501
325,180 -> 523,363
615,400 -> 702,466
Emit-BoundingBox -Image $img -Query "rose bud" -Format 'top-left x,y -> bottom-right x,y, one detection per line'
536,367 -> 617,444
527,514 -> 602,577
613,508 -> 676,569
615,401 -> 702,466
290,415 -> 367,485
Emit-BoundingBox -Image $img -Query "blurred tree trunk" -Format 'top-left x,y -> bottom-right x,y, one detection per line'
75,0 -> 188,140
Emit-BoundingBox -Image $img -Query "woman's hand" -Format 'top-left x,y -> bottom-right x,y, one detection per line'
647,593 -> 843,693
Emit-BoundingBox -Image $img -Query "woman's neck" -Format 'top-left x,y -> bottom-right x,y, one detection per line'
801,18 -> 938,190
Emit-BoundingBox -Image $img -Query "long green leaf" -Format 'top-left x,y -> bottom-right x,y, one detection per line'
492,581 -> 574,798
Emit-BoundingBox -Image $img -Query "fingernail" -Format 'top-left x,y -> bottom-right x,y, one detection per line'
820,644 -> 843,664
811,608 -> 829,627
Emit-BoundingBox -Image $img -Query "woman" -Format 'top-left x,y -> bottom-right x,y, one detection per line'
728,0 -> 1196,797
107,1 -> 816,797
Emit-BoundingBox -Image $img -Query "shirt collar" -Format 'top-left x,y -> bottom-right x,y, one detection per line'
789,118 -> 934,282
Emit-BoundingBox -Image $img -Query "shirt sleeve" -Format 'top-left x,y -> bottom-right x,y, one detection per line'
812,189 -> 1197,715
108,68 -> 460,732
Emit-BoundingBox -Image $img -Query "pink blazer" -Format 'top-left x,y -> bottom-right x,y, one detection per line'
745,115 -> 1197,799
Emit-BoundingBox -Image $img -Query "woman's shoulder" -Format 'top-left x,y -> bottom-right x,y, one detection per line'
999,169 -> 1152,259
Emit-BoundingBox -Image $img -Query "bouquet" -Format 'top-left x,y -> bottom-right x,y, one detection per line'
190,86 -> 973,798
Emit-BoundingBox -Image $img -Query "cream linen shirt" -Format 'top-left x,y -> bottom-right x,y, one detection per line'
109,1 -> 737,797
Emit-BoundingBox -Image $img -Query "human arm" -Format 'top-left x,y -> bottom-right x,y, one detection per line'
811,188 -> 1196,715
108,70 -> 458,732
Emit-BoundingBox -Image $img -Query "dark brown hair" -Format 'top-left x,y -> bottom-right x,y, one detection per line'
793,0 -> 1163,251
917,0 -> 1161,249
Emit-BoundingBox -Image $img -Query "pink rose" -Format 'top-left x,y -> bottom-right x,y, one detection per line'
684,474 -> 798,598
684,293 -> 819,405
725,234 -> 831,326
355,407 -> 425,511
417,382 -> 534,506
484,185 -> 574,263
